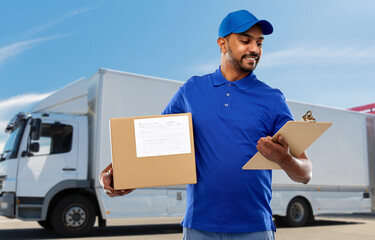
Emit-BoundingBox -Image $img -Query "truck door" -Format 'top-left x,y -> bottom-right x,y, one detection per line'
16,120 -> 78,198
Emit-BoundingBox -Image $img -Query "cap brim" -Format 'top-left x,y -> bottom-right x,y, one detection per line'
232,19 -> 273,35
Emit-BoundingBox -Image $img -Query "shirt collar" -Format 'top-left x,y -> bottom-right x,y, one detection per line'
213,67 -> 257,90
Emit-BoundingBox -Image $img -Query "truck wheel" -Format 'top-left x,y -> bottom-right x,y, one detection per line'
284,197 -> 310,227
37,220 -> 53,230
51,194 -> 96,237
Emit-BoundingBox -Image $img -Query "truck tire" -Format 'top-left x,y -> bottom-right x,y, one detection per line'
37,220 -> 53,230
283,197 -> 310,227
51,194 -> 96,237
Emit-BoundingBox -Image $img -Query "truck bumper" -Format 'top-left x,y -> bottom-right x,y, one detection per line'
0,192 -> 15,218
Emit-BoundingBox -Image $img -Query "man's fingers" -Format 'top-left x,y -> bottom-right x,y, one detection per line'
258,136 -> 274,149
257,136 -> 284,159
105,188 -> 135,197
278,135 -> 288,149
257,140 -> 271,157
258,135 -> 288,150
100,165 -> 136,198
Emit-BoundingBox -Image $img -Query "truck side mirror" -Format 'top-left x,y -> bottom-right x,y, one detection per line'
30,142 -> 40,153
31,119 -> 42,141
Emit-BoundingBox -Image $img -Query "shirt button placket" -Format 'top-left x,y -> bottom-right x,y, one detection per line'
224,83 -> 231,111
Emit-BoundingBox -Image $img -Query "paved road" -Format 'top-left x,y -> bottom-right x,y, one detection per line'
0,214 -> 374,239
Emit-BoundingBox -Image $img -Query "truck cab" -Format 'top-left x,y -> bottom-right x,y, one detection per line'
0,111 -> 95,235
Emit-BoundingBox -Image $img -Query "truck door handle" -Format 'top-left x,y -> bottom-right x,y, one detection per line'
62,168 -> 76,171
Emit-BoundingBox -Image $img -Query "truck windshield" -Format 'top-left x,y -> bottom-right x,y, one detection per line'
1,121 -> 27,160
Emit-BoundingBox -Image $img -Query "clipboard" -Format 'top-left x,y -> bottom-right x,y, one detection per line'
242,111 -> 332,170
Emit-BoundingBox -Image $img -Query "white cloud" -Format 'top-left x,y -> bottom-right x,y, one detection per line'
301,88 -> 375,110
0,121 -> 8,133
188,59 -> 220,76
23,6 -> 99,37
0,143 -> 4,154
0,93 -> 51,153
261,44 -> 375,67
0,35 -> 64,68
191,61 -> 220,74
189,43 -> 375,75
0,93 -> 51,113
68,6 -> 99,17
0,121 -> 8,152
0,5 -> 99,69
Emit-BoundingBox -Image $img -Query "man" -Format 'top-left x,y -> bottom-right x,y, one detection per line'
100,10 -> 312,240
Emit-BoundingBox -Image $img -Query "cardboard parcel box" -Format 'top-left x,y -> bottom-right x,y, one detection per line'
110,113 -> 196,189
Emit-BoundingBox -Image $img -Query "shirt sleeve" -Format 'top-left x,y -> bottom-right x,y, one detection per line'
270,93 -> 294,136
162,87 -> 186,115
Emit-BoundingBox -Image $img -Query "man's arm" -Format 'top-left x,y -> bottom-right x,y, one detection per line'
256,135 -> 312,184
99,163 -> 135,197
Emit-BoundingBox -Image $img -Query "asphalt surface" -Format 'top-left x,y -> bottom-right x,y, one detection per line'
0,214 -> 374,239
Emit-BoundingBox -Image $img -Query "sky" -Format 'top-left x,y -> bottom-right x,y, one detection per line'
0,0 -> 375,152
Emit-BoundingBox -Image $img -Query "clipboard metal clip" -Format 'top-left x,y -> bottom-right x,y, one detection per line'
302,110 -> 316,123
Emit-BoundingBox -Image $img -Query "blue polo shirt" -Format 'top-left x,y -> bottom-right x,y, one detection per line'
162,67 -> 294,233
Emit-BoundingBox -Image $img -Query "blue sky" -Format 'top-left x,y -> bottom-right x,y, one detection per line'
1,0 -> 375,151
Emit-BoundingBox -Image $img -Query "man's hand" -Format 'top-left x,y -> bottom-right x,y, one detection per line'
99,164 -> 135,197
256,135 -> 312,184
256,135 -> 290,165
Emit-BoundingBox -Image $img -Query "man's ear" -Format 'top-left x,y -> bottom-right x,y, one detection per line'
217,37 -> 228,53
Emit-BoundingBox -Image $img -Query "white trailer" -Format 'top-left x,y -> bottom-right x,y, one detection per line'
271,101 -> 374,226
0,69 -> 373,236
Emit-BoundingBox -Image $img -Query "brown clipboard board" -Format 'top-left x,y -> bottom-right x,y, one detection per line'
242,115 -> 332,170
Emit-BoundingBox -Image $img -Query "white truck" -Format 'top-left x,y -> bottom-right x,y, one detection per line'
0,68 -> 373,236
272,101 -> 374,226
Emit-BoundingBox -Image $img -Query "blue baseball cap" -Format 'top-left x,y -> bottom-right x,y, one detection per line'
218,10 -> 273,38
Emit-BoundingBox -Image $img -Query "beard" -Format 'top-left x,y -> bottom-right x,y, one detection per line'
227,46 -> 259,72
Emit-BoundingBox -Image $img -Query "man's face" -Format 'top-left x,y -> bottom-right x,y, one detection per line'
225,24 -> 264,73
